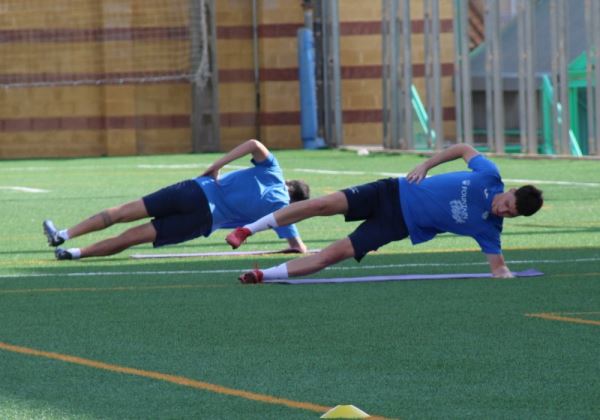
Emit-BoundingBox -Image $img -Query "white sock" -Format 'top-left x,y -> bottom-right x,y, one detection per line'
244,213 -> 279,234
262,263 -> 288,280
58,229 -> 70,241
68,248 -> 81,259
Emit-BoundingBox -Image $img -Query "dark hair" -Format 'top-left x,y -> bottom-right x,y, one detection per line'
515,185 -> 543,216
286,180 -> 310,202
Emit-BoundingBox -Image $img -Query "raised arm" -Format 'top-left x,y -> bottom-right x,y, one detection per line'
201,139 -> 270,179
486,253 -> 514,278
406,143 -> 480,184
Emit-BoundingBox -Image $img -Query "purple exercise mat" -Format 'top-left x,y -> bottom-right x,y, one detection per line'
263,269 -> 544,284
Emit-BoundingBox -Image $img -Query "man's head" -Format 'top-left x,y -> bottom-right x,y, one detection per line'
285,180 -> 310,203
492,185 -> 543,218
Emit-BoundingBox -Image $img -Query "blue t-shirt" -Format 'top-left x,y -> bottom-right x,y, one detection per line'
194,153 -> 299,239
399,154 -> 504,254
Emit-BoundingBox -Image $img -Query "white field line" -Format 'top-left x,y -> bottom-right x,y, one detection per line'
137,165 -> 600,188
137,165 -> 398,178
0,186 -> 49,193
292,168 -> 375,176
3,164 -> 598,188
291,168 -> 600,187
0,167 -> 51,172
137,164 -> 206,169
1,256 -> 598,279
137,164 -> 600,187
0,164 -> 245,172
505,178 -> 600,187
137,164 -> 246,170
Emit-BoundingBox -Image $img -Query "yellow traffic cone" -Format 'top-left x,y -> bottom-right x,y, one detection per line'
321,404 -> 370,418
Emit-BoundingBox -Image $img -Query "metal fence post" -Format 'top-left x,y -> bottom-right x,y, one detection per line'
518,0 -> 537,155
484,0 -> 505,153
382,0 -> 401,149
452,0 -> 473,145
320,0 -> 343,147
558,0 -> 570,154
588,0 -> 600,155
190,0 -> 220,152
549,0 -> 570,154
585,0 -> 595,155
400,0 -> 413,149
424,0 -> 443,149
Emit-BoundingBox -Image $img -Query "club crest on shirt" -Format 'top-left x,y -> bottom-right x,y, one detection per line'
450,179 -> 470,224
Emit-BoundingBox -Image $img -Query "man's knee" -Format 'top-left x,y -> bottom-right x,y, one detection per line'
99,209 -> 116,226
109,200 -> 147,223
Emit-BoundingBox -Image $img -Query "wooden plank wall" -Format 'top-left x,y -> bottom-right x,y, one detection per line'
0,0 -> 457,158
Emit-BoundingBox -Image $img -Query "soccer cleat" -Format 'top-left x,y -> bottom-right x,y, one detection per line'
54,247 -> 73,260
226,227 -> 252,249
238,268 -> 264,284
43,220 -> 64,247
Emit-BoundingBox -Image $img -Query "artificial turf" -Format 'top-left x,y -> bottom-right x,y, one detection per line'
0,149 -> 599,419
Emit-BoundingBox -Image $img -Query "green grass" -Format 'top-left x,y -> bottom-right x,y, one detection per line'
1,149 -> 599,419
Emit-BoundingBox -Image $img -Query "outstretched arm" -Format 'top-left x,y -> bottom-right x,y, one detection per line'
201,139 -> 270,179
406,143 -> 480,184
486,253 -> 514,278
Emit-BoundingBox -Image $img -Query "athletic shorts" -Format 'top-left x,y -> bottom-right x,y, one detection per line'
142,180 -> 212,248
341,178 -> 408,261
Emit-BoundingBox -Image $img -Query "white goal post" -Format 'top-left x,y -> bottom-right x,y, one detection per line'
0,0 -> 212,88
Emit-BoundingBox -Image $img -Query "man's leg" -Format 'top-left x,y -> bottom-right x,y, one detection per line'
67,199 -> 149,239
57,222 -> 157,260
239,237 -> 355,283
227,191 -> 349,248
285,237 -> 355,276
272,191 -> 349,226
45,199 -> 149,246
45,199 -> 150,247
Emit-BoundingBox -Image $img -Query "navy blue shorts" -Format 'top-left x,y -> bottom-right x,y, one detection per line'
142,180 -> 212,248
341,178 -> 408,261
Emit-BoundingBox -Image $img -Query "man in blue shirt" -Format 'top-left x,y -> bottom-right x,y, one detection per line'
43,140 -> 308,260
228,144 -> 543,282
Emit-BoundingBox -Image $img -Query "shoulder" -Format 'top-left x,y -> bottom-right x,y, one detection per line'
468,154 -> 500,176
252,152 -> 277,168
